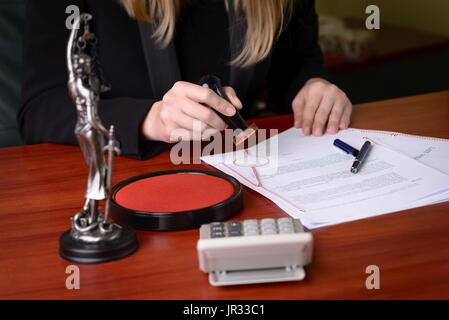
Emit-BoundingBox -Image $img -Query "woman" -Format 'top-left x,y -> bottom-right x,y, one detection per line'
19,0 -> 352,159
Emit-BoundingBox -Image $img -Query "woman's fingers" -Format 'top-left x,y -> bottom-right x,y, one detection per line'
339,102 -> 352,129
223,86 -> 243,110
312,93 -> 334,136
173,112 -> 208,133
181,99 -> 227,130
326,98 -> 345,134
197,86 -> 237,116
171,81 -> 236,116
150,81 -> 244,143
301,93 -> 322,136
168,114 -> 213,142
292,93 -> 305,128
292,79 -> 353,136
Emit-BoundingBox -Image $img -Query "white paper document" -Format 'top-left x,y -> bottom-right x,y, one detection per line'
342,128 -> 449,175
201,128 -> 449,229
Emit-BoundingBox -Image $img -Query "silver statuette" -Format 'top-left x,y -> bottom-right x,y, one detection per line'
60,13 -> 138,263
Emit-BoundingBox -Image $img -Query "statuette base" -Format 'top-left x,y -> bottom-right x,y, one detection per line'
59,225 -> 138,264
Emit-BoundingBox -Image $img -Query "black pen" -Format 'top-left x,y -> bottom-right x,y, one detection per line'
351,141 -> 372,174
198,75 -> 258,147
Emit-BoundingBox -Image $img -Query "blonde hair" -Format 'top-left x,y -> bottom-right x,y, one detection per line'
121,0 -> 293,67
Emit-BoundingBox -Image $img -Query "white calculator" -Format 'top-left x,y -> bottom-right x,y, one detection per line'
197,217 -> 313,286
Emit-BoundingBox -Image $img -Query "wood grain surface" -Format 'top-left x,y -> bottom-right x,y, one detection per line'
1,91 -> 448,299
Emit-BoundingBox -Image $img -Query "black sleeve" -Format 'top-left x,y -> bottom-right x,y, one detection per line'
267,0 -> 332,113
18,0 -> 166,159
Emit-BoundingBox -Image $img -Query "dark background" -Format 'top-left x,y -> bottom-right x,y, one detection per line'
1,0 -> 448,147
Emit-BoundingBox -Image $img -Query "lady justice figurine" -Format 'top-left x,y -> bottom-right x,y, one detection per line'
59,13 -> 138,263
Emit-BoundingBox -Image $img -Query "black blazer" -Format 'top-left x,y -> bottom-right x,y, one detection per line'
19,0 -> 330,159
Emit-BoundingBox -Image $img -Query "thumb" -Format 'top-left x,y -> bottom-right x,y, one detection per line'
292,91 -> 306,128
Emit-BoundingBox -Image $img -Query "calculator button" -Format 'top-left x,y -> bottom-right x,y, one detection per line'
278,220 -> 294,233
279,226 -> 295,234
243,225 -> 260,235
211,222 -> 224,228
261,218 -> 276,227
293,220 -> 304,232
243,220 -> 258,227
211,228 -> 225,236
278,221 -> 294,229
228,229 -> 243,237
261,228 -> 277,235
277,218 -> 293,226
211,231 -> 226,238
227,222 -> 242,237
261,228 -> 278,234
244,231 -> 259,236
243,224 -> 257,229
261,226 -> 277,234
261,222 -> 276,229
228,221 -> 242,229
243,229 -> 260,236
243,220 -> 259,235
210,222 -> 224,230
261,223 -> 277,229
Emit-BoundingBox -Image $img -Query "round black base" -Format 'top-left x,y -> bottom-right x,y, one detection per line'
59,226 -> 139,264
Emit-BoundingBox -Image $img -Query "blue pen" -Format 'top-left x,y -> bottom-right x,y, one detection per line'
333,139 -> 359,157
351,141 -> 372,174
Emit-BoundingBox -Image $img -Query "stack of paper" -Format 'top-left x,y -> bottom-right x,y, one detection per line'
201,128 -> 449,229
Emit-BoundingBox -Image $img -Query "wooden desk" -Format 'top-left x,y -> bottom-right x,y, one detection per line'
1,91 -> 449,299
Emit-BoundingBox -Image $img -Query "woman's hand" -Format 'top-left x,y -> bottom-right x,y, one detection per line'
292,78 -> 352,136
142,81 -> 242,143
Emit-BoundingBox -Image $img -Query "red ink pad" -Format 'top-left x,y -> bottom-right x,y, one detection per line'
110,170 -> 243,231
